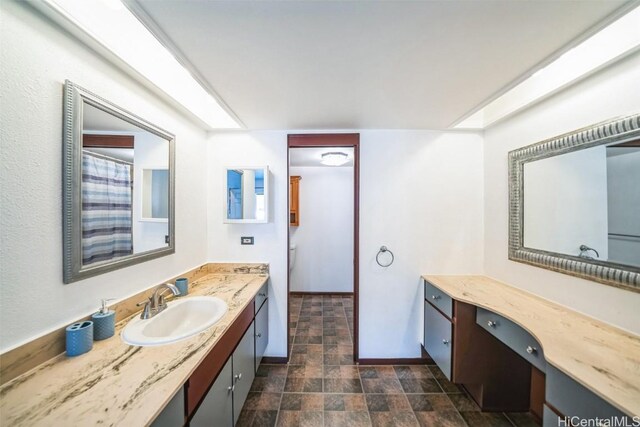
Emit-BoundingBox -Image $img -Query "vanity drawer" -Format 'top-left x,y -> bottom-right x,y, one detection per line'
424,280 -> 453,319
424,301 -> 452,380
254,282 -> 268,315
476,307 -> 546,372
546,364 -> 630,422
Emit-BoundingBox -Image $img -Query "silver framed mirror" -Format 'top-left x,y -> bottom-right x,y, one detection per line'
63,80 -> 175,283
508,114 -> 640,293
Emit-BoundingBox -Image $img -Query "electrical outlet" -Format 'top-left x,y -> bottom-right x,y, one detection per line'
241,236 -> 254,245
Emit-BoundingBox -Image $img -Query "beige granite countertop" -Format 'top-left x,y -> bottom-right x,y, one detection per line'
0,272 -> 269,426
423,275 -> 640,417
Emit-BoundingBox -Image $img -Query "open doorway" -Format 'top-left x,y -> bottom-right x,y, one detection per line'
287,134 -> 360,363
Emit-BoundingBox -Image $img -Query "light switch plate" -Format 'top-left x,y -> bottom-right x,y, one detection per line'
241,236 -> 254,245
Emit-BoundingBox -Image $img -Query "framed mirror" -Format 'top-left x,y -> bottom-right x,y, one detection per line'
509,114 -> 640,292
63,81 -> 175,283
224,167 -> 269,223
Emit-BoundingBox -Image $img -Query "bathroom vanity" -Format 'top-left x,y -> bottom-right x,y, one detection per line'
0,267 -> 269,426
422,275 -> 640,425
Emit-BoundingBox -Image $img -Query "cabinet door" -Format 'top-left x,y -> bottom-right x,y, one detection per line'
424,301 -> 453,380
190,358 -> 233,427
233,321 -> 256,424
151,386 -> 184,427
290,176 -> 300,226
543,404 -> 562,427
254,283 -> 268,315
254,301 -> 269,373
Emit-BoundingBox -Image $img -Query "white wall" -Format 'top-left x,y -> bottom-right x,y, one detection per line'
207,130 -> 484,359
484,51 -> 640,335
289,166 -> 354,293
207,132 -> 289,357
0,1 -> 209,352
523,146 -> 608,258
359,130 -> 484,358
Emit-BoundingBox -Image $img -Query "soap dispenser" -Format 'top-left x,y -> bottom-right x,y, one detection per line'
92,299 -> 115,340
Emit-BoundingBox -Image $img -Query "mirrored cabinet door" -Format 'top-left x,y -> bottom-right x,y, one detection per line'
224,167 -> 269,223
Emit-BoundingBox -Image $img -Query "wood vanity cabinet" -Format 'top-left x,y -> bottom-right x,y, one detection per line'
188,283 -> 269,426
423,279 -> 532,412
190,358 -> 233,427
290,176 -> 301,226
152,283 -> 269,426
422,277 -> 638,425
191,322 -> 255,427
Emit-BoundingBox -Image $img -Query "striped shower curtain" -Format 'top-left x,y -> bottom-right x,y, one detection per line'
82,151 -> 133,265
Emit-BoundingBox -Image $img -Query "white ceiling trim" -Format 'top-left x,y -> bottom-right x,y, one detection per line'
451,1 -> 640,129
31,0 -> 242,129
123,0 -> 245,129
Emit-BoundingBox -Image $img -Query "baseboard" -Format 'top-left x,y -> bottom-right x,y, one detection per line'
261,356 -> 288,364
358,358 -> 428,365
290,291 -> 354,296
358,346 -> 434,365
421,345 -> 434,362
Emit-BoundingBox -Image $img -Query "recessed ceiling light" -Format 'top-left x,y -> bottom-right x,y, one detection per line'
321,152 -> 349,166
454,5 -> 640,129
34,0 -> 241,129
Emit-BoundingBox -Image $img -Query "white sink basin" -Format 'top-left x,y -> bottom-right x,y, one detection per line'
121,296 -> 228,346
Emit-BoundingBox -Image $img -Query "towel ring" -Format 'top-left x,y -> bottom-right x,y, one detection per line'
376,246 -> 394,267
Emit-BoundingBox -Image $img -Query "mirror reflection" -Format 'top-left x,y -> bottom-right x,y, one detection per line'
523,141 -> 640,268
225,167 -> 268,222
63,81 -> 175,283
81,102 -> 170,265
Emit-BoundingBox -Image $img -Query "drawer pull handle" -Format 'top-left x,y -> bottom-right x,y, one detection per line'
235,373 -> 242,382
431,295 -> 441,300
256,332 -> 262,338
228,385 -> 234,393
259,293 -> 267,297
487,320 -> 497,328
526,346 -> 537,354
442,339 -> 450,345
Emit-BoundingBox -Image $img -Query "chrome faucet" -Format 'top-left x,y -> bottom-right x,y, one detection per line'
137,283 -> 181,319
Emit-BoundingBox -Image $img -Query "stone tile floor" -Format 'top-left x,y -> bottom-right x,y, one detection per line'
237,295 -> 539,426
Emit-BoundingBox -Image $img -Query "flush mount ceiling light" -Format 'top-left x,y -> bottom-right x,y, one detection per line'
454,5 -> 640,129
33,0 -> 241,130
321,152 -> 349,166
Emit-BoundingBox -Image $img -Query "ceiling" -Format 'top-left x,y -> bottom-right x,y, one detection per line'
132,0 -> 628,130
290,147 -> 354,167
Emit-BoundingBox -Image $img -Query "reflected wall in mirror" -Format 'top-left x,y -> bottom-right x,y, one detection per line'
509,114 -> 640,292
64,81 -> 175,283
224,167 -> 269,223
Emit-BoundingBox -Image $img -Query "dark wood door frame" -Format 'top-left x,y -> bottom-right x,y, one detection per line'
287,133 -> 360,362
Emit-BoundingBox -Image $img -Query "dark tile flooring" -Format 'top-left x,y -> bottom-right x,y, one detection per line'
237,295 -> 539,427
